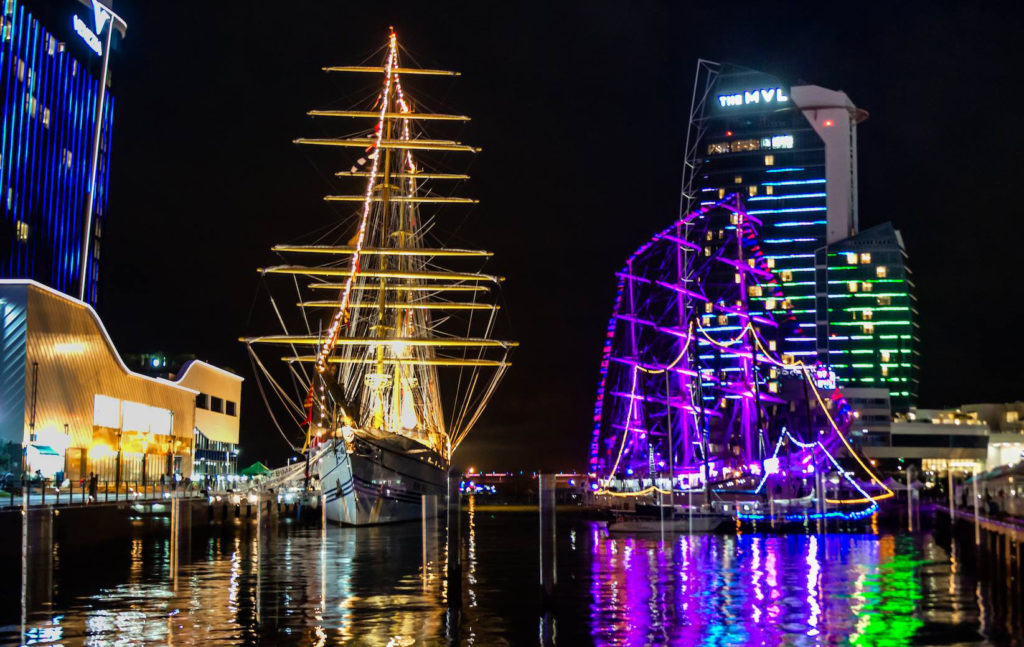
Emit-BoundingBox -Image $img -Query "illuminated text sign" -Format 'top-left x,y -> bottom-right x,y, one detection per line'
717,87 -> 789,108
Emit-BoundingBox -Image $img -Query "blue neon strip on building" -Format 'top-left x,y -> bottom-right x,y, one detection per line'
1,1 -> 114,305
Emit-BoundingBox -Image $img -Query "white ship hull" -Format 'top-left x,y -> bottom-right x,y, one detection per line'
318,436 -> 447,526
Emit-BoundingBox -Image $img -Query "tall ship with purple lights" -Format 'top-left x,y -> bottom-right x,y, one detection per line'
243,30 -> 515,525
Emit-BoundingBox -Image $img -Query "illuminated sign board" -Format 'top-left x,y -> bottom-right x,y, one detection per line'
813,365 -> 837,390
717,87 -> 789,109
72,0 -> 111,56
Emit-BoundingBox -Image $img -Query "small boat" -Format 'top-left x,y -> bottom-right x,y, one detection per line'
608,503 -> 730,533
608,511 -> 729,534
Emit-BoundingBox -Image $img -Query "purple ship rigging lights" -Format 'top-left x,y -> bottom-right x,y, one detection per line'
588,194 -> 892,510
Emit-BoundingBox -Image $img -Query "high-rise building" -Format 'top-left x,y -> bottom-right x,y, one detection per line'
815,223 -> 919,410
682,61 -> 918,410
1,0 -> 120,305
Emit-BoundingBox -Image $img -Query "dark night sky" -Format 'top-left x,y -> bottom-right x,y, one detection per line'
96,1 -> 1023,472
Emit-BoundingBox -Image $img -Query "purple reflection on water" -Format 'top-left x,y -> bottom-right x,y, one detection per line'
585,524 -> 942,646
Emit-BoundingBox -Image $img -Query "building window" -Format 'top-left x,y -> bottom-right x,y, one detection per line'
881,366 -> 889,376
876,266 -> 887,278
226,401 -> 237,416
765,185 -> 773,196
881,351 -> 891,362
718,188 -> 725,199
847,281 -> 859,293
845,253 -> 858,265
780,270 -> 793,282
765,298 -> 776,310
877,295 -> 891,306
748,285 -> 762,297
707,142 -> 729,154
704,302 -> 714,313
764,154 -> 774,166
748,185 -> 758,197
766,257 -> 775,269
862,310 -> 873,321
860,253 -> 872,264
42,107 -> 50,127
15,220 -> 28,242
210,396 -> 224,413
1008,411 -> 1020,423
781,299 -> 793,310
863,323 -> 874,334
196,393 -> 209,409
733,175 -> 742,184
731,139 -> 759,152
862,282 -> 873,293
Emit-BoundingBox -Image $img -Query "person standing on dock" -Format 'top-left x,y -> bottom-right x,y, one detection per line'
88,473 -> 98,503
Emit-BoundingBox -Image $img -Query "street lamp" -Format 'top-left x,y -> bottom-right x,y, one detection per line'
77,1 -> 127,302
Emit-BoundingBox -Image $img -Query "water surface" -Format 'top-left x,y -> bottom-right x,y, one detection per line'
1,502 -> 1017,645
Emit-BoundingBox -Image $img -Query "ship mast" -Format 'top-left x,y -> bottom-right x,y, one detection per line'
242,29 -> 516,462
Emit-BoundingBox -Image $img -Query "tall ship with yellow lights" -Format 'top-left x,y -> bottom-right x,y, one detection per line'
243,30 -> 515,525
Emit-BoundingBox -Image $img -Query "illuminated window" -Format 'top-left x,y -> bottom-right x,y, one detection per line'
748,286 -> 762,297
860,253 -> 871,264
764,154 -> 775,166
771,135 -> 794,149
845,253 -> 858,264
748,185 -> 758,197
765,298 -> 776,310
730,213 -> 739,225
769,340 -> 777,351
863,323 -> 874,334
718,188 -> 725,199
881,351 -> 891,362
706,231 -> 713,241
42,107 -> 50,127
708,142 -> 729,154
15,221 -> 28,242
881,366 -> 889,376
876,266 -> 887,278
862,282 -> 873,293
47,36 -> 56,57
862,310 -> 873,320
704,302 -> 714,313
734,273 -> 741,284
1008,411 -> 1020,423
65,150 -> 72,168
731,139 -> 759,152
733,175 -> 743,184
704,247 -> 711,257
877,295 -> 891,306
766,257 -> 775,269
717,314 -> 728,325
781,299 -> 793,310
768,382 -> 779,394
765,185 -> 773,196
851,311 -> 858,321
848,281 -> 859,293
781,270 -> 793,282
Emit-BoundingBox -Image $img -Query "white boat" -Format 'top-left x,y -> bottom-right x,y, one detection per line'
608,512 -> 729,534
244,30 -> 515,526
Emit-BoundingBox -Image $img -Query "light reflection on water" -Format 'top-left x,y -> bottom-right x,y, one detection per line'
1,511 -> 1017,645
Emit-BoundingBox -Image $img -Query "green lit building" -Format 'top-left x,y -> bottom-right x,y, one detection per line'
814,222 -> 918,411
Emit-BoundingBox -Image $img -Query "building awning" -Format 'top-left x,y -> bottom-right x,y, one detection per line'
29,444 -> 60,456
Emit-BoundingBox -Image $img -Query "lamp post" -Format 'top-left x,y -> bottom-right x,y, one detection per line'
77,2 -> 127,302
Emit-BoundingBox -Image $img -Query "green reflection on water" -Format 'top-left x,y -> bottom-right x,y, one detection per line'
850,536 -> 926,646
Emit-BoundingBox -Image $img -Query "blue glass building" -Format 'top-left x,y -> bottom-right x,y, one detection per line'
0,0 -> 116,305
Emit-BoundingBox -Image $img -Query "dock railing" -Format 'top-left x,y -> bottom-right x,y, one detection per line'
0,478 -> 206,509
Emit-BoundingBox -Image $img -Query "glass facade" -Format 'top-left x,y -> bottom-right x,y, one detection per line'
695,68 -> 830,365
0,0 -> 115,305
814,223 -> 919,411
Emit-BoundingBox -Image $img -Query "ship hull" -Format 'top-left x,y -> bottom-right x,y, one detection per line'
319,436 -> 447,526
